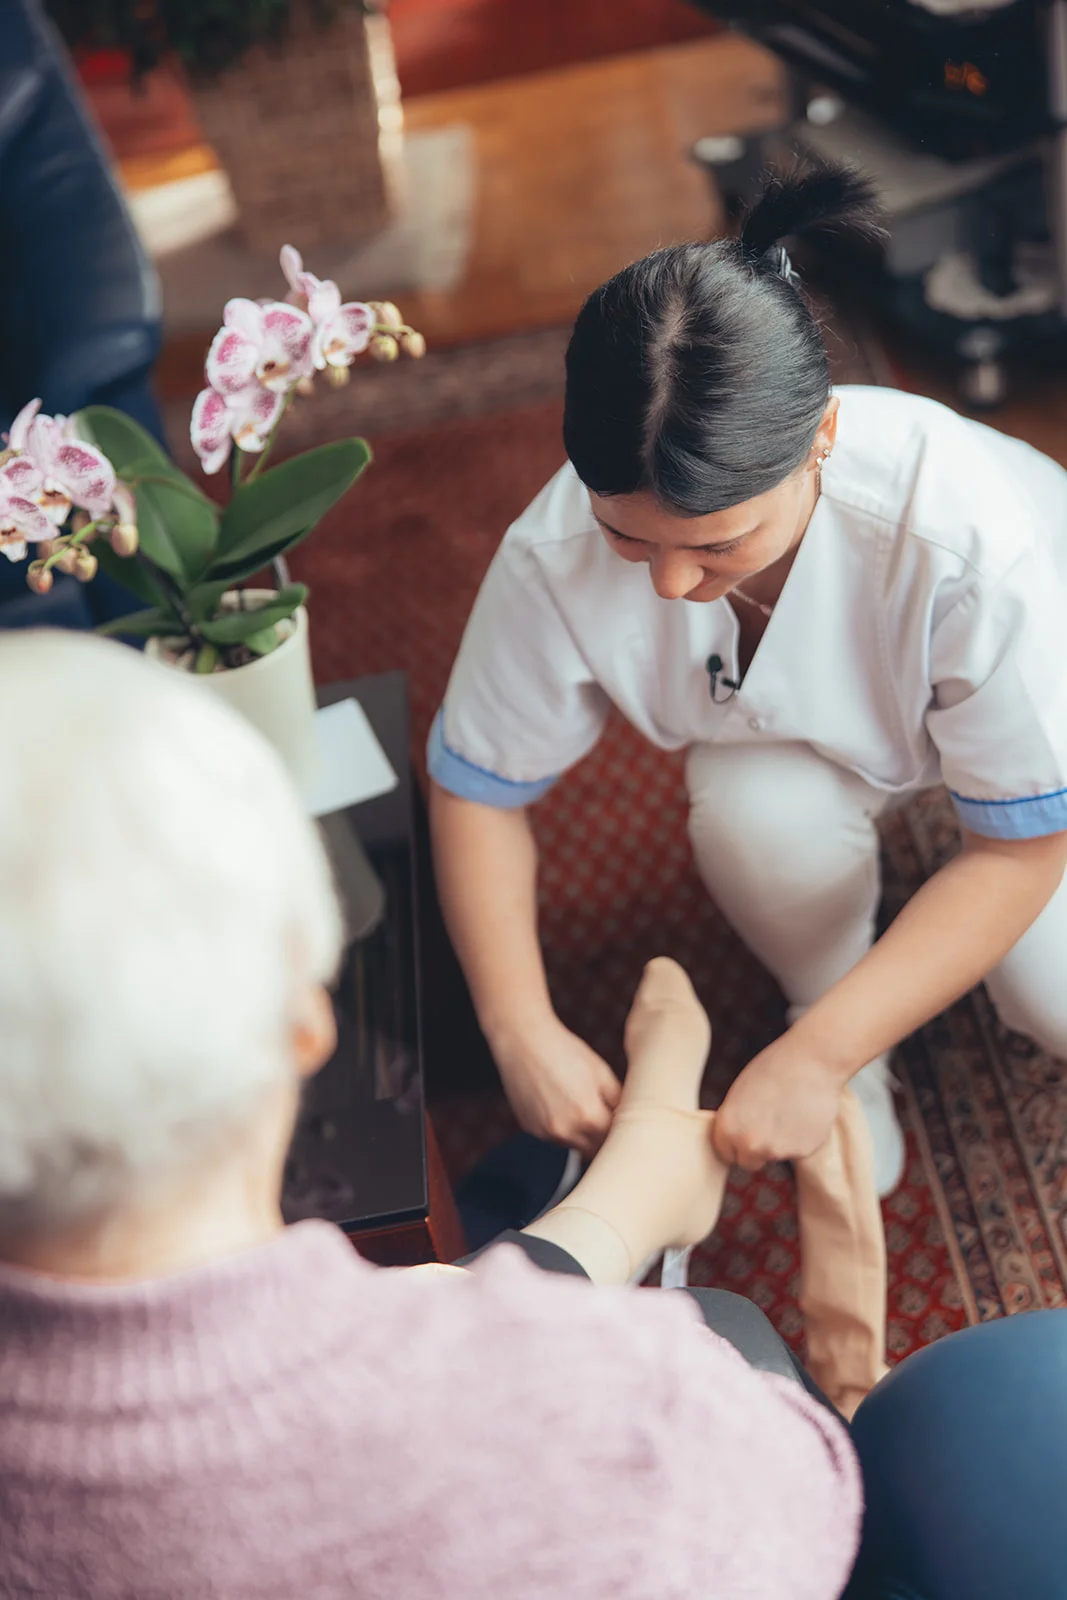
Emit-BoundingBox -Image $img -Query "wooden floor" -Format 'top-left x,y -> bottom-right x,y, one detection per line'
150,34 -> 785,395
398,34 -> 783,348
141,30 -> 1067,452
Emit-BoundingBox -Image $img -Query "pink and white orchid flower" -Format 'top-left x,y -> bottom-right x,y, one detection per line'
5,399 -> 117,524
279,244 -> 337,322
190,383 -> 284,475
279,245 -> 374,369
0,457 -> 54,562
205,298 -> 314,398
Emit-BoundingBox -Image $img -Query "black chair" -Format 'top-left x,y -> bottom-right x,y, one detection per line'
0,0 -> 164,631
693,0 -> 1048,161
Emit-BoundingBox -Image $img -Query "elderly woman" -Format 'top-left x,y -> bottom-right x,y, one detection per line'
0,630 -> 860,1600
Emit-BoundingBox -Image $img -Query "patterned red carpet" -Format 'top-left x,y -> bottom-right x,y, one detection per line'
286,346 -> 1067,1368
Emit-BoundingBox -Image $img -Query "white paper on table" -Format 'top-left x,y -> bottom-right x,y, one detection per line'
304,698 -> 398,819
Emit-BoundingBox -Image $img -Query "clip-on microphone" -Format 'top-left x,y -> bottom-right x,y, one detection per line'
706,653 -> 740,703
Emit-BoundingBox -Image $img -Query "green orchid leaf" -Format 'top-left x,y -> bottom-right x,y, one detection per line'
186,579 -> 234,622
96,605 -> 183,639
77,406 -> 173,473
243,625 -> 283,656
91,540 -> 172,609
204,525 -> 315,586
122,455 -> 220,582
215,439 -> 370,569
197,583 -> 307,646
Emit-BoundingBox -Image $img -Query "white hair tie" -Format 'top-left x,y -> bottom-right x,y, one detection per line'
771,244 -> 800,287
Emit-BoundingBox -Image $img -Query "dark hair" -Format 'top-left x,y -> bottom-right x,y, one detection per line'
562,166 -> 880,515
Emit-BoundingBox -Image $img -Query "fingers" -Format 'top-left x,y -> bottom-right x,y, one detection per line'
570,1116 -> 609,1161
711,1114 -> 768,1173
567,1073 -> 622,1158
535,1120 -> 597,1160
598,1067 -> 623,1112
576,1127 -> 606,1160
541,1098 -> 614,1160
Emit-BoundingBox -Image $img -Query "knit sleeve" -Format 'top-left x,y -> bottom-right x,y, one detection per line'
457,1246 -> 862,1598
633,1296 -> 862,1598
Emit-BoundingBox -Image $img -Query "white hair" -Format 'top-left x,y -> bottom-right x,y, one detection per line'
0,630 -> 343,1230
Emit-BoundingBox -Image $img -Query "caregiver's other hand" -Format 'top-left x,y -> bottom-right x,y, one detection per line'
713,1036 -> 841,1171
491,1014 -> 622,1158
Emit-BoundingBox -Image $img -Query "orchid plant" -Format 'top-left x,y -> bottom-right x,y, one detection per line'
0,245 -> 424,673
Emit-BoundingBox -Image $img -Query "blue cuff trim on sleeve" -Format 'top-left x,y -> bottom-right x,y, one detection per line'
950,786 -> 1067,841
426,710 -> 559,810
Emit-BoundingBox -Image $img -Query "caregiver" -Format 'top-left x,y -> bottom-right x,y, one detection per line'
427,166 -> 1067,1196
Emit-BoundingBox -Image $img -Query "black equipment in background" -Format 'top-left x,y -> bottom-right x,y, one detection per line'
689,1 -> 1067,407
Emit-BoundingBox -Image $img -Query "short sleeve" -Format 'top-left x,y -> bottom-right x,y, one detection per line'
927,553 -> 1067,840
429,533 -> 611,808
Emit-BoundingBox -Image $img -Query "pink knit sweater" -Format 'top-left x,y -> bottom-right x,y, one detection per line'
0,1221 -> 860,1598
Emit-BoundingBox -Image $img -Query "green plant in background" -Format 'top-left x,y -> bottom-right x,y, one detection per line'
45,0 -> 374,83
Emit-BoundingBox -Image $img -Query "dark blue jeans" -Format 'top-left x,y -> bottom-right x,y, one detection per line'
846,1311 -> 1067,1600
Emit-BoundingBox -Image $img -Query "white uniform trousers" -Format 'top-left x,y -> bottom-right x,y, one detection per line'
686,741 -> 1067,1059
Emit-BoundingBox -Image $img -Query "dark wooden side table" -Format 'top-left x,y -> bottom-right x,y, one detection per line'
281,672 -> 467,1267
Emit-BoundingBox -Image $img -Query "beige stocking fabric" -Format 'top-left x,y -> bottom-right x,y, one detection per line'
411,962 -> 887,1418
794,1088 -> 888,1418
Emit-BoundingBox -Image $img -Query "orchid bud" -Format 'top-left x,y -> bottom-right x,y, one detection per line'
27,562 -> 53,595
71,510 -> 90,534
371,301 -> 403,331
110,522 -> 140,558
111,482 -> 137,531
323,364 -> 351,389
399,330 -> 427,360
294,375 -> 316,398
369,334 -> 399,363
73,550 -> 98,584
55,543 -> 80,576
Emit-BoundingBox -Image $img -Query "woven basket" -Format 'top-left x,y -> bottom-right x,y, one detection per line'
192,5 -> 402,255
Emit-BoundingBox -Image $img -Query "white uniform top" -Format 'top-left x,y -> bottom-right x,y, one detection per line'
429,386 -> 1067,842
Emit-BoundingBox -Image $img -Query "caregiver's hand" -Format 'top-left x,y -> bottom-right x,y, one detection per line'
713,1035 -> 840,1171
491,1013 -> 622,1158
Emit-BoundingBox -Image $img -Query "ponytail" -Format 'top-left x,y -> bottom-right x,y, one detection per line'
563,163 -> 880,514
738,166 -> 881,261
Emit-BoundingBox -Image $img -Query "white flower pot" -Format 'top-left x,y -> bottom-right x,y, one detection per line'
147,592 -> 320,795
